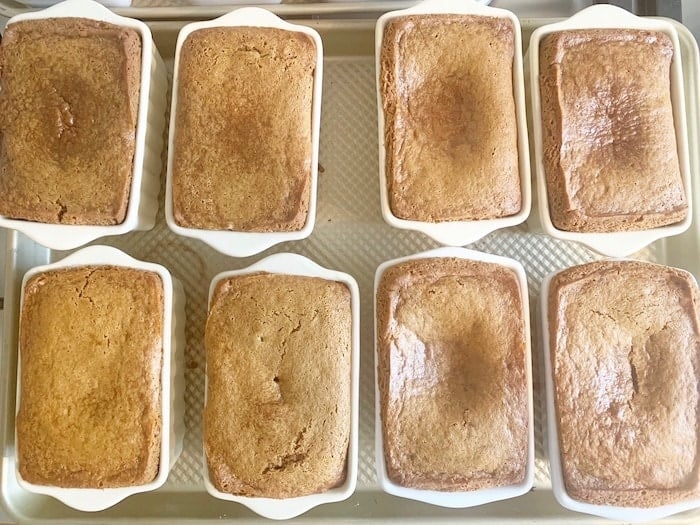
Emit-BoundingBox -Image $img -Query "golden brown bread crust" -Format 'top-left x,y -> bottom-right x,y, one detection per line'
0,18 -> 141,225
173,27 -> 315,232
539,30 -> 687,232
548,261 -> 700,506
204,273 -> 351,498
17,266 -> 163,488
380,15 -> 521,222
376,258 -> 528,490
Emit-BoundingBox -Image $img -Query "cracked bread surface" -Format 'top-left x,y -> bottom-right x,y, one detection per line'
17,266 -> 163,488
539,30 -> 686,232
172,27 -> 315,232
548,261 -> 700,506
376,258 -> 528,490
204,272 -> 352,498
380,15 -> 521,222
0,18 -> 141,225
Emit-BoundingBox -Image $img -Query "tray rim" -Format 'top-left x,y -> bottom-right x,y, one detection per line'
0,1 -> 420,23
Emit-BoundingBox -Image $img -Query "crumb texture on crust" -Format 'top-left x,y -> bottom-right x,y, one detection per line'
204,273 -> 351,498
376,257 -> 528,491
0,18 -> 141,225
539,29 -> 686,232
17,266 -> 163,488
173,27 -> 315,232
548,260 -> 700,506
380,15 -> 521,222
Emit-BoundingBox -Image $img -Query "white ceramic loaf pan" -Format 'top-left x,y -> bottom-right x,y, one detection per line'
541,261 -> 700,521
528,4 -> 693,257
14,245 -> 185,512
375,0 -> 531,247
203,253 -> 360,520
373,246 -> 535,508
0,0 -> 167,251
165,8 -> 323,258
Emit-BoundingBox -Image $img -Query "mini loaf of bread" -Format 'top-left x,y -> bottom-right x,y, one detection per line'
204,273 -> 351,498
17,266 -> 163,488
0,18 -> 141,225
376,257 -> 528,490
172,27 -> 315,232
539,29 -> 687,232
380,15 -> 521,222
548,260 -> 700,506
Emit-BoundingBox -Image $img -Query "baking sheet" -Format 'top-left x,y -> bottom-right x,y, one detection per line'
0,16 -> 699,524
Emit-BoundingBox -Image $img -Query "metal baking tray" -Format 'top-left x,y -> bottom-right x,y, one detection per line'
1,15 -> 699,524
